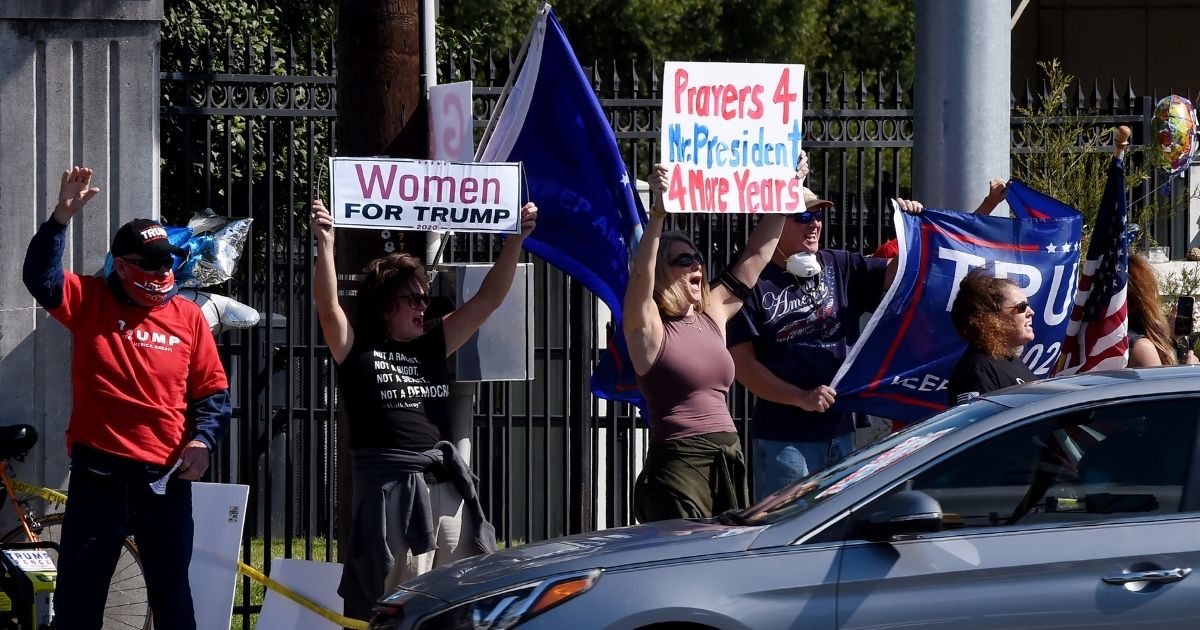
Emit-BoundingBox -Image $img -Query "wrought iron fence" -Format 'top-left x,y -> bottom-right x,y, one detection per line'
160,37 -> 338,625
161,38 -> 1195,622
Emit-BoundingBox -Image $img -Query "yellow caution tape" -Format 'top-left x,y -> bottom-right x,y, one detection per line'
9,480 -> 67,507
237,561 -> 369,630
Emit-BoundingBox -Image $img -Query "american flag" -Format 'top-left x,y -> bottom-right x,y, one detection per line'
1056,156 -> 1130,375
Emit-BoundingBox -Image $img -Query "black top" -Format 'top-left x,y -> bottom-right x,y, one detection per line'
336,318 -> 451,451
947,346 -> 1037,406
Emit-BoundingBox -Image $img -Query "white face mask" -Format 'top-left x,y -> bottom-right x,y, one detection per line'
786,252 -> 822,278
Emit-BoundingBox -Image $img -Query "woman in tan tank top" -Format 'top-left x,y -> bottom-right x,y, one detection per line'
623,155 -> 808,522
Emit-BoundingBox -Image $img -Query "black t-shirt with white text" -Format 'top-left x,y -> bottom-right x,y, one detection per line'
947,346 -> 1037,406
336,318 -> 452,451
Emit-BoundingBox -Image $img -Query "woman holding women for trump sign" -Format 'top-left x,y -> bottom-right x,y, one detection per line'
624,158 -> 796,523
310,198 -> 536,620
947,268 -> 1039,405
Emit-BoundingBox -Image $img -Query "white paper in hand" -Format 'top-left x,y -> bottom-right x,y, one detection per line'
149,459 -> 183,495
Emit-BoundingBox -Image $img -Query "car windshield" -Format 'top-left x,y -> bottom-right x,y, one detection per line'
737,400 -> 1006,525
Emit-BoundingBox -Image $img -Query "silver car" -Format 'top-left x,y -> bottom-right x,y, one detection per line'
369,366 -> 1200,629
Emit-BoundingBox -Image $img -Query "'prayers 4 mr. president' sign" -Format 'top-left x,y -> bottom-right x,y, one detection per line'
659,61 -> 805,213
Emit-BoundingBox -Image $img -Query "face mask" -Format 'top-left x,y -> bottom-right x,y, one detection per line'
786,252 -> 822,278
121,267 -> 176,305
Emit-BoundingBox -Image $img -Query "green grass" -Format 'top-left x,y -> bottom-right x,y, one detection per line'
230,537 -> 336,630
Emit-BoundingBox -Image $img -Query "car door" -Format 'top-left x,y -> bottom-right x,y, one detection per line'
835,396 -> 1200,629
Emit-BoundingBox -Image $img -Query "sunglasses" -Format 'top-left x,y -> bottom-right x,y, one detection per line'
792,210 -> 824,224
1003,301 -> 1031,314
123,256 -> 174,272
668,252 -> 705,268
393,293 -> 431,310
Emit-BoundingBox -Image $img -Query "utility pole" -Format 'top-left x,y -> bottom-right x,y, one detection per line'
336,0 -> 428,268
333,0 -> 428,561
914,0 -> 1010,211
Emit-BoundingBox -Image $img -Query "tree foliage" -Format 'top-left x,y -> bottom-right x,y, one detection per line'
437,0 -> 915,83
163,0 -> 335,72
160,0 -> 336,264
1011,60 -> 1152,251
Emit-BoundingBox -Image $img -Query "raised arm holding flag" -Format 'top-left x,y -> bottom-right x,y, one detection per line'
1056,126 -> 1133,375
476,3 -> 649,412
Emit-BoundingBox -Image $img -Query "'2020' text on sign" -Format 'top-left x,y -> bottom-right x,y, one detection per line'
330,158 -> 522,234
659,61 -> 805,214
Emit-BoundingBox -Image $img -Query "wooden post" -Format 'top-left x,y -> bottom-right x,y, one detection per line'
333,0 -> 428,563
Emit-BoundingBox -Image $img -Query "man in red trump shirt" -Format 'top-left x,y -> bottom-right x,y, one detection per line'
23,166 -> 230,629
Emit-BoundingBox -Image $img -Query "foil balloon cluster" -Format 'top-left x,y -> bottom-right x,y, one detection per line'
103,210 -> 259,334
1151,95 -> 1199,176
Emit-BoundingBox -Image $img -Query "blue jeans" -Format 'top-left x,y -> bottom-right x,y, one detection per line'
752,435 -> 854,501
56,466 -> 196,630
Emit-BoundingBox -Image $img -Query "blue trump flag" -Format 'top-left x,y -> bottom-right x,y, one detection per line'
478,6 -> 647,408
1006,179 -> 1082,220
831,206 -> 1082,423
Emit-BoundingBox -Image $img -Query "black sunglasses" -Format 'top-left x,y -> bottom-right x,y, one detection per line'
393,293 -> 431,310
1003,300 -> 1030,314
668,252 -> 705,268
123,256 -> 174,272
792,210 -> 824,224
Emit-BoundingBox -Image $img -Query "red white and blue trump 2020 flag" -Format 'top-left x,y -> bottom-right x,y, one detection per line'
832,189 -> 1082,425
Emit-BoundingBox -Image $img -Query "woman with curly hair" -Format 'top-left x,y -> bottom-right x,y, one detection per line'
947,268 -> 1038,405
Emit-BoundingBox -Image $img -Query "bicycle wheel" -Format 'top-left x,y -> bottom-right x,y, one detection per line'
2,513 -> 151,630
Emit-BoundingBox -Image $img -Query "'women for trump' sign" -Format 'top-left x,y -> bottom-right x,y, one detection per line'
330,157 -> 521,234
659,61 -> 805,213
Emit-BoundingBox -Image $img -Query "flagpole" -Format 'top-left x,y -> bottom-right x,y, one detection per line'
474,2 -> 550,161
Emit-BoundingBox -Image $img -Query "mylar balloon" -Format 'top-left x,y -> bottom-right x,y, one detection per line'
1152,94 -> 1198,175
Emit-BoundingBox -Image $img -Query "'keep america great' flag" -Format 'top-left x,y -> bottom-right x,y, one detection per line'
832,191 -> 1082,424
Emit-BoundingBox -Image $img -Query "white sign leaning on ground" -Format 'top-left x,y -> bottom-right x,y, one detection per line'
330,157 -> 522,234
189,482 -> 249,630
258,559 -> 347,630
659,61 -> 805,213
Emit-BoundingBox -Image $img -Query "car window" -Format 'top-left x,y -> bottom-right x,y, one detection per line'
908,397 -> 1199,530
738,400 -> 1006,526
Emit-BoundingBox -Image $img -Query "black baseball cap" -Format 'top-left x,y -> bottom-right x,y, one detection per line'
111,219 -> 188,260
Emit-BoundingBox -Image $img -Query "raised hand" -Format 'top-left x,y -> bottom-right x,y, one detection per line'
984,179 -> 1007,206
1114,125 -> 1132,158
893,198 -> 924,215
54,166 -> 100,225
516,202 -> 538,238
310,199 -> 335,249
795,149 -> 810,184
648,164 -> 669,216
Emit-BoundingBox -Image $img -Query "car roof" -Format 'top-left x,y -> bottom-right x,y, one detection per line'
983,365 -> 1200,410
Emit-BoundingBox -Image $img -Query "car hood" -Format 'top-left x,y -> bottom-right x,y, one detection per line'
396,518 -> 766,602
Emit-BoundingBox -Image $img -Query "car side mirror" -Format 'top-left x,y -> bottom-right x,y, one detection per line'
855,490 -> 943,542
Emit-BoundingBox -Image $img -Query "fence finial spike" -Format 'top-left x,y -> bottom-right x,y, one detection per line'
650,58 -> 659,98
